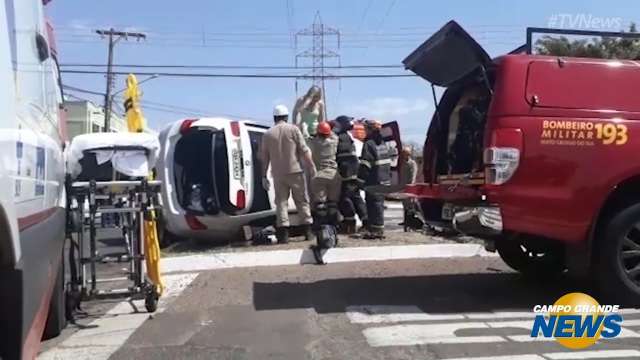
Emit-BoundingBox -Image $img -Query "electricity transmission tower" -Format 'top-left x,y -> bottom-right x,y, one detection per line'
295,12 -> 340,109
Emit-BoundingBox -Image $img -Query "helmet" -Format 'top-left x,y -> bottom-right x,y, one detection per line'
334,115 -> 354,131
364,119 -> 382,130
273,105 -> 289,117
317,121 -> 332,136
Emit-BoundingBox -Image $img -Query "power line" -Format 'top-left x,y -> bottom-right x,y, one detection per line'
377,0 -> 398,31
62,84 -> 264,121
59,63 -> 403,69
60,69 -> 417,78
356,0 -> 375,33
63,84 -> 105,96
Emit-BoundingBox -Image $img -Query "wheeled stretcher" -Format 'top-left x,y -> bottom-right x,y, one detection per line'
64,133 -> 162,312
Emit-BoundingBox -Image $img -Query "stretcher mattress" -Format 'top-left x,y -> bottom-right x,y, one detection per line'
67,133 -> 160,180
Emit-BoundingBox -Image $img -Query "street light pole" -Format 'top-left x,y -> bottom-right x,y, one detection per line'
111,74 -> 159,114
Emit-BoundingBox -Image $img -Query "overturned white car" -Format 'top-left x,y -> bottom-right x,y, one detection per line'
157,118 -> 309,242
157,117 -> 401,243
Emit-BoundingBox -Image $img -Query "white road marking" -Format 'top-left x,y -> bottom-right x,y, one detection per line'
161,243 -> 496,273
347,305 -> 535,324
622,319 -> 640,326
363,323 -> 506,346
444,355 -> 543,360
544,349 -> 640,359
38,273 -> 198,360
347,305 -> 465,323
445,350 -> 640,360
355,306 -> 640,347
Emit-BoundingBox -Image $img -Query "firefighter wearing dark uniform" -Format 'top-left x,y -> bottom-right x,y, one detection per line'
357,119 -> 392,238
334,115 -> 368,234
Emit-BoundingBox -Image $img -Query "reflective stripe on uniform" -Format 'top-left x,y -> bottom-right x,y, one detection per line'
370,224 -> 384,229
374,158 -> 392,166
342,175 -> 358,181
343,216 -> 355,221
360,160 -> 371,168
357,178 -> 365,184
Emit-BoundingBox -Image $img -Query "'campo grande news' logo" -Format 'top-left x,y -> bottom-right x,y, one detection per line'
531,292 -> 623,349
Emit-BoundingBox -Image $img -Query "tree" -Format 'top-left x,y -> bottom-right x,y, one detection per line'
535,24 -> 640,59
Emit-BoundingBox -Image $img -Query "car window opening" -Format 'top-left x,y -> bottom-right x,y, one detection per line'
247,130 -> 271,213
174,129 -> 219,215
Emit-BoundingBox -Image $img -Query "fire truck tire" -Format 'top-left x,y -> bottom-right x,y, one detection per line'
43,253 -> 66,340
596,203 -> 640,305
496,234 -> 565,278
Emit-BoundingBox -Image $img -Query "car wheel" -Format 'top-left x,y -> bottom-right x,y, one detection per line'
595,203 -> 640,305
42,252 -> 66,340
496,234 -> 565,278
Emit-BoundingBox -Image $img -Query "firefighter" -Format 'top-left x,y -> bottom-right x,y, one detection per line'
334,115 -> 367,234
309,122 -> 340,263
309,121 -> 340,223
357,119 -> 392,239
260,105 -> 317,243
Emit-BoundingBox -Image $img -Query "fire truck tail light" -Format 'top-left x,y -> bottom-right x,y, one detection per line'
484,147 -> 520,185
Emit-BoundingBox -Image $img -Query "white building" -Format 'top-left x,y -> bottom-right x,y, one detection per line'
65,100 -> 157,139
64,100 -> 127,140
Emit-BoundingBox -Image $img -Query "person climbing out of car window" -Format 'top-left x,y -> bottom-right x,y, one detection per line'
292,85 -> 326,140
309,121 -> 340,263
334,115 -> 368,235
260,105 -> 317,244
357,119 -> 392,239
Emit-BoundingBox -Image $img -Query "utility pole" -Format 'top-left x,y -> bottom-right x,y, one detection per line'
96,28 -> 146,132
295,12 -> 340,115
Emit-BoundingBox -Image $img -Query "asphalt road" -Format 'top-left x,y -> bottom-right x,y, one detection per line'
39,205 -> 640,360
40,256 -> 640,360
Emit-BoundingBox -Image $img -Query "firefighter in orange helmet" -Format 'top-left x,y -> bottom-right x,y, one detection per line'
357,119 -> 392,239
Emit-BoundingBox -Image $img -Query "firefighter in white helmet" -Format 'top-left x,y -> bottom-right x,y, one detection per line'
260,105 -> 317,243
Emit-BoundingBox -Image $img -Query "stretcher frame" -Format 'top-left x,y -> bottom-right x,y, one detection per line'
65,146 -> 162,313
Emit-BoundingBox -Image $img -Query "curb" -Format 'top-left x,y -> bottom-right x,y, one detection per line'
161,243 -> 497,273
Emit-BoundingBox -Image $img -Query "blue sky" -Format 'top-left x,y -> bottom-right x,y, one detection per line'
48,0 -> 640,143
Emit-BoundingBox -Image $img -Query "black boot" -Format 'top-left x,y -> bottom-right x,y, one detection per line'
340,220 -> 356,235
303,224 -> 315,241
276,227 -> 289,244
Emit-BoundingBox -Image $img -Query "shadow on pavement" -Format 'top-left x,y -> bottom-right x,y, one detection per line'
252,272 -> 592,314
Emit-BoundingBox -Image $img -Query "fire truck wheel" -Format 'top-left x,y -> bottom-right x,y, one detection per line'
596,203 -> 640,305
495,234 -> 565,278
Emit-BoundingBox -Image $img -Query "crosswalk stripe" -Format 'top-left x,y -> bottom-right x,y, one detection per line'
622,319 -> 640,326
363,323 -> 640,347
544,349 -> 640,359
445,350 -> 640,360
363,323 -> 506,346
347,305 -> 640,324
444,355 -> 543,360
358,314 -> 640,347
347,305 -> 537,324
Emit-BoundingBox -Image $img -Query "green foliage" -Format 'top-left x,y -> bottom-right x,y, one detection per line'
535,23 -> 640,59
